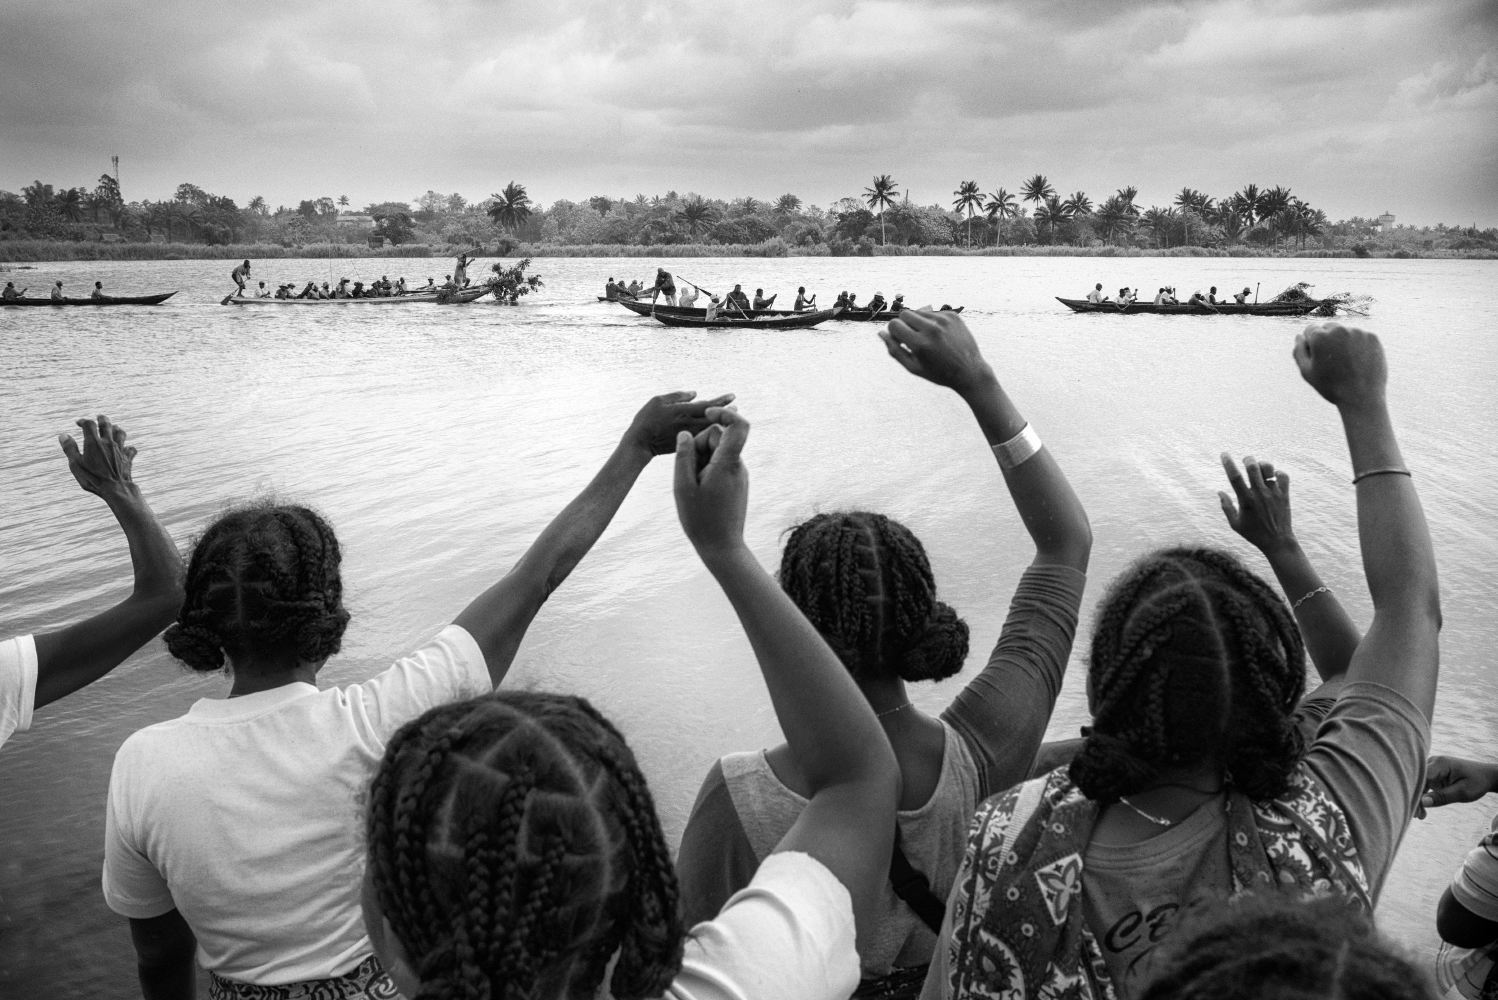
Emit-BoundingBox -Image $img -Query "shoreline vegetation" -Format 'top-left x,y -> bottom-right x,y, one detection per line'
2,239 -> 1492,263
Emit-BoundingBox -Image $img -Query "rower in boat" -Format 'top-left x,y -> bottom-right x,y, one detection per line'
274,284 -> 293,300
752,288 -> 777,310
422,277 -> 437,291
605,277 -> 623,301
724,284 -> 751,313
1234,286 -> 1252,304
1207,285 -> 1222,304
794,286 -> 817,311
833,290 -> 849,309
256,281 -> 272,299
1187,290 -> 1209,306
679,283 -> 700,308
90,282 -> 107,300
453,254 -> 472,288
890,294 -> 904,313
1085,282 -> 1106,304
650,268 -> 677,306
865,291 -> 887,314
703,294 -> 722,321
2,281 -> 24,300
230,260 -> 251,298
51,281 -> 64,301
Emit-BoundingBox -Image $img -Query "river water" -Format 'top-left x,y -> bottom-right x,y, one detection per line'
2,255 -> 1495,995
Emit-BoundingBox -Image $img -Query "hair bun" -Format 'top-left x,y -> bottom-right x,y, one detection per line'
163,621 -> 227,673
895,602 -> 969,682
1069,731 -> 1158,800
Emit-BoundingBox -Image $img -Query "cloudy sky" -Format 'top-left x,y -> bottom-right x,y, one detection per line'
3,0 -> 1495,225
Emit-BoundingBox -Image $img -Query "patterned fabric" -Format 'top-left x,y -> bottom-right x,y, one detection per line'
854,964 -> 931,999
942,764 -> 1369,1000
208,955 -> 398,1000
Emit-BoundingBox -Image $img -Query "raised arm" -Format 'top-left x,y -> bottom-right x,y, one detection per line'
1218,453 -> 1360,686
454,391 -> 730,686
674,410 -> 899,950
1294,322 -> 1440,717
880,310 -> 1090,570
883,310 -> 1090,793
32,416 -> 183,709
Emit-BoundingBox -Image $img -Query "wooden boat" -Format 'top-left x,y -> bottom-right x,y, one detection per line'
649,308 -> 839,330
1056,296 -> 1331,316
617,298 -> 796,319
223,287 -> 488,305
3,291 -> 176,306
835,305 -> 964,322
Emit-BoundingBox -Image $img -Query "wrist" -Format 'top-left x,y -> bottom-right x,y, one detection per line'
1258,536 -> 1302,560
955,365 -> 999,402
615,434 -> 655,467
695,540 -> 756,575
98,481 -> 145,507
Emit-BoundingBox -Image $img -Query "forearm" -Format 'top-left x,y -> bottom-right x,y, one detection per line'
1262,541 -> 1360,682
959,375 -> 1091,569
138,959 -> 196,1000
1341,403 -> 1439,613
700,545 -> 893,794
454,439 -> 649,680
104,485 -> 183,603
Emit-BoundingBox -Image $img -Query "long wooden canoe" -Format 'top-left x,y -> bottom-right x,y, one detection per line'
223,287 -> 488,305
649,308 -> 839,330
3,291 -> 177,306
1056,296 -> 1331,316
835,305 -> 964,321
618,298 -> 797,319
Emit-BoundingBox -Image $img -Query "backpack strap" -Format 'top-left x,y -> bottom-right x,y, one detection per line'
888,826 -> 948,933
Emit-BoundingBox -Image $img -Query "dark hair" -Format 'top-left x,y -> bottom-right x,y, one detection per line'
1137,893 -> 1436,1000
778,511 -> 968,683
1070,547 -> 1306,801
367,691 -> 683,1000
163,503 -> 349,673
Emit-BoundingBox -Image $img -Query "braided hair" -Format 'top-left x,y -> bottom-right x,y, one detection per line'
163,503 -> 349,673
778,511 -> 969,683
1071,547 -> 1307,801
1137,893 -> 1436,1000
366,691 -> 684,1000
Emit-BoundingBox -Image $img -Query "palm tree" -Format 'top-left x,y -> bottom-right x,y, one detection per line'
984,187 -> 1017,244
55,187 -> 85,223
1064,191 -> 1093,217
22,180 -> 55,209
1142,206 -> 1175,248
487,181 -> 532,234
338,194 -> 350,209
1233,183 -> 1263,226
1094,196 -> 1127,245
674,195 -> 717,238
1115,186 -> 1139,214
863,175 -> 898,245
952,180 -> 982,245
1034,196 -> 1072,245
248,196 -> 268,216
774,193 -> 801,216
1020,174 -> 1055,212
170,201 -> 202,242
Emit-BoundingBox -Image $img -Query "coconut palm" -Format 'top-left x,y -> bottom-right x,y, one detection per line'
1094,195 -> 1131,245
1020,174 -> 1055,211
1233,183 -> 1263,226
1115,186 -> 1140,215
1141,206 -> 1175,248
55,187 -> 85,224
1064,191 -> 1093,216
1034,195 -> 1072,245
774,193 -> 801,215
487,181 -> 532,234
674,195 -> 717,238
984,187 -> 1017,244
338,195 -> 350,209
864,175 -> 898,245
952,180 -> 983,245
248,196 -> 268,216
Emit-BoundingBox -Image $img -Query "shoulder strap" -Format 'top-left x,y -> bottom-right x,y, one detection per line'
888,827 -> 947,933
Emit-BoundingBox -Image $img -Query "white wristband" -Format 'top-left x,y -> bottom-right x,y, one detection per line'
993,423 -> 1042,470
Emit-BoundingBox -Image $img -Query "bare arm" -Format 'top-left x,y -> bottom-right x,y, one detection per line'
453,391 -> 731,686
880,309 -> 1091,570
1218,453 -> 1360,685
674,411 -> 899,950
129,909 -> 197,1000
32,416 -> 183,709
1294,323 -> 1440,717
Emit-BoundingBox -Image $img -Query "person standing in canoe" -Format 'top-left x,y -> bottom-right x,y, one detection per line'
651,268 -> 678,307
231,260 -> 251,298
453,254 -> 473,288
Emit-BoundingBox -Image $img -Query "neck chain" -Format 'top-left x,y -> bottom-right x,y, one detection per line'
876,701 -> 913,720
1117,796 -> 1174,827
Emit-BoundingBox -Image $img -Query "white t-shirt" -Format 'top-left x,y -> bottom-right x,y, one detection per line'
668,852 -> 858,1000
103,625 -> 490,985
0,634 -> 39,750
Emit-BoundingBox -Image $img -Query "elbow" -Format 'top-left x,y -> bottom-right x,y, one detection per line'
1038,520 -> 1093,572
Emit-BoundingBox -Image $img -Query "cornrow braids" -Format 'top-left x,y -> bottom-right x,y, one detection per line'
778,511 -> 969,683
1137,894 -> 1437,1000
163,503 -> 350,672
1072,547 -> 1307,802
366,691 -> 684,1000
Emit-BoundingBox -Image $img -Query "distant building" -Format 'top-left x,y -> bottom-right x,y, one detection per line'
1378,211 -> 1396,232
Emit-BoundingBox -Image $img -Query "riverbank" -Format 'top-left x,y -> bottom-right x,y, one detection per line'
2,238 -> 1492,263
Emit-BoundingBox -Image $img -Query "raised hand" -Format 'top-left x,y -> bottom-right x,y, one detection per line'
625,390 -> 735,457
673,407 -> 748,558
1420,755 -> 1498,816
879,309 -> 994,396
58,414 -> 138,499
1218,453 -> 1296,555
1293,322 -> 1388,411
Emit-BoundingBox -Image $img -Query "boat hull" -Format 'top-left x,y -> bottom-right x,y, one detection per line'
617,298 -> 962,322
223,287 -> 487,305
1055,296 -> 1326,316
3,291 -> 176,306
649,308 -> 838,329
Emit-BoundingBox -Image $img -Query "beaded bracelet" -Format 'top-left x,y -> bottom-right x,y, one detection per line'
1292,585 -> 1332,611
1352,467 -> 1412,485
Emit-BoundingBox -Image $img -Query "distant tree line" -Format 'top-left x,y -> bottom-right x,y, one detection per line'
2,172 -> 1494,255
